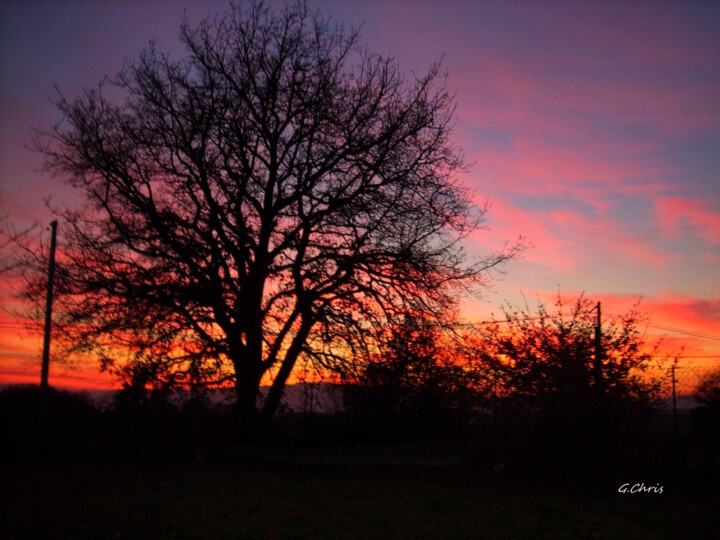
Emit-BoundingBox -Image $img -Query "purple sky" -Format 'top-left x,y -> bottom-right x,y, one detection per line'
1,1 -> 719,388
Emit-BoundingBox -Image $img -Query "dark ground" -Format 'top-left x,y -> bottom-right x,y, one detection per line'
1,386 -> 718,538
1,441 -> 718,540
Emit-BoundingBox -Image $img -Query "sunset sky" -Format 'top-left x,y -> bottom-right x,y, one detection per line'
1,1 -> 718,390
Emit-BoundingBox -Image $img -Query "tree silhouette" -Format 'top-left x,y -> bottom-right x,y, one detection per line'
695,369 -> 720,409
691,369 -> 720,440
476,296 -> 661,435
29,1 -> 519,433
344,315 -> 480,440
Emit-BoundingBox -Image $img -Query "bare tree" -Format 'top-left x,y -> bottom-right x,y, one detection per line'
30,1 -> 520,433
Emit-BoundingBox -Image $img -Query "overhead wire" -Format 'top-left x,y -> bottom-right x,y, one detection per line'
643,322 -> 720,342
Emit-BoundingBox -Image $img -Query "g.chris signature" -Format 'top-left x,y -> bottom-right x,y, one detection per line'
618,483 -> 664,494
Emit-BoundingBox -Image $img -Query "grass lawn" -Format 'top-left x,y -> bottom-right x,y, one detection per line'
1,450 -> 717,539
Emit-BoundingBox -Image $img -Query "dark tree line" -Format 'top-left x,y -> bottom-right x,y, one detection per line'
342,296 -> 663,442
0,295 -> 667,457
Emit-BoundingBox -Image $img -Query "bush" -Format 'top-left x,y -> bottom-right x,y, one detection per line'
0,385 -> 99,456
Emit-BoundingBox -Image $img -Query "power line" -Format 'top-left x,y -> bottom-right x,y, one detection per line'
644,323 -> 720,342
470,316 -> 720,342
471,310 -> 720,342
661,355 -> 719,359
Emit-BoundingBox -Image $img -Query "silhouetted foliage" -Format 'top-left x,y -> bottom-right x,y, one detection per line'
695,369 -> 720,409
692,369 -> 720,440
344,315 -> 479,441
475,296 -> 662,438
25,0 -> 520,436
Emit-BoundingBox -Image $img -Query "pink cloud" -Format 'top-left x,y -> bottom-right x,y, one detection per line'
469,195 -> 670,276
654,197 -> 720,245
459,113 -> 680,217
468,197 -> 575,272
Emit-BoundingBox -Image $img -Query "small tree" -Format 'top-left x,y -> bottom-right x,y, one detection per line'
345,315 -> 480,440
24,1 -> 519,434
695,369 -> 720,409
476,295 -> 661,436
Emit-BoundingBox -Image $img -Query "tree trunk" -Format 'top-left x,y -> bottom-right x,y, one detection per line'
234,369 -> 261,441
260,317 -> 313,423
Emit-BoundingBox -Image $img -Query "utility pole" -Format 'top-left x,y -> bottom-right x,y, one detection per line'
593,301 -> 602,388
38,220 -> 58,444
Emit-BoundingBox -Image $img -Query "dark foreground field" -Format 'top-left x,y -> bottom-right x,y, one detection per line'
1,446 -> 717,540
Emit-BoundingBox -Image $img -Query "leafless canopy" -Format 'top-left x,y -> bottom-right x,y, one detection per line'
34,1 -> 519,424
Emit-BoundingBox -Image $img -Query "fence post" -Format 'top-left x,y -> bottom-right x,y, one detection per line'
671,361 -> 677,436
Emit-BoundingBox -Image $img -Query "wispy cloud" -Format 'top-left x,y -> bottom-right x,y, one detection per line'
654,197 -> 720,246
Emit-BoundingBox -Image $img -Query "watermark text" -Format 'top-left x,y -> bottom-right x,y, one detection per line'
618,483 -> 663,494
